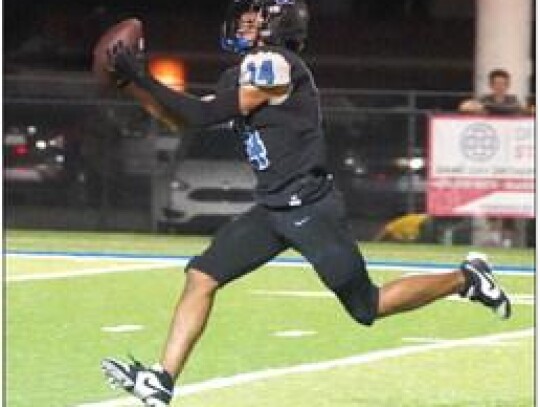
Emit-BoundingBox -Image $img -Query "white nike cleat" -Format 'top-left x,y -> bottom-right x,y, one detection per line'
101,356 -> 174,406
459,252 -> 511,319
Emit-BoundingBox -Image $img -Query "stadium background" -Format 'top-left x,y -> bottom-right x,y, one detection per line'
5,0 -> 535,245
4,1 -> 536,406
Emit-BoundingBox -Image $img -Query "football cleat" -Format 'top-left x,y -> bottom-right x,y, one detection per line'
101,356 -> 174,406
459,252 -> 511,319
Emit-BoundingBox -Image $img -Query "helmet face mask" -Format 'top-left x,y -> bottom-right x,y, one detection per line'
221,0 -> 309,54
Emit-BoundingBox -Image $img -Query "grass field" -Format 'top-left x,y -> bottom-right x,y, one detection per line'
5,230 -> 535,407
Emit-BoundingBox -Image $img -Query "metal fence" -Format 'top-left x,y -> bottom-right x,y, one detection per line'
4,74 -> 533,245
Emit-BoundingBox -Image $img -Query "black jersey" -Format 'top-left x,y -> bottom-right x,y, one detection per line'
215,46 -> 332,208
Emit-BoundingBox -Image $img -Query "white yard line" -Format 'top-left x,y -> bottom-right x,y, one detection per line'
6,263 -> 177,283
76,328 -> 532,407
402,337 -> 519,347
251,289 -> 334,298
251,289 -> 535,306
445,293 -> 534,306
101,325 -> 145,333
273,330 -> 317,338
6,252 -> 183,264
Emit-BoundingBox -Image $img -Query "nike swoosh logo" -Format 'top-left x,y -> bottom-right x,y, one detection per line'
142,377 -> 172,396
477,271 -> 501,300
134,372 -> 173,398
294,217 -> 311,227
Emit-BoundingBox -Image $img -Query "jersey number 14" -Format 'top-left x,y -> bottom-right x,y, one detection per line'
246,60 -> 275,86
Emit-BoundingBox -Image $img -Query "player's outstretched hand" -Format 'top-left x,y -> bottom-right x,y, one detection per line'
106,41 -> 147,89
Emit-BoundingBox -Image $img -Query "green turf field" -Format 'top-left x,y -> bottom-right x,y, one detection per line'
5,230 -> 535,407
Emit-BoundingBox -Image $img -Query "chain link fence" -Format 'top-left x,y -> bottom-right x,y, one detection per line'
4,74 -> 533,245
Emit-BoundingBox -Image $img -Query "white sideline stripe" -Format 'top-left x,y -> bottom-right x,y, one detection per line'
6,263 -> 177,282
251,290 -> 535,306
6,253 -> 184,264
7,252 -> 533,276
76,328 -> 532,407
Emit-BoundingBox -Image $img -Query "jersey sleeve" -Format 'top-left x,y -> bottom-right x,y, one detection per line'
239,51 -> 291,88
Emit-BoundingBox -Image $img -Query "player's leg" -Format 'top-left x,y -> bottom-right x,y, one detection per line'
102,270 -> 218,405
280,189 -> 510,326
160,207 -> 287,379
377,270 -> 465,317
279,189 -> 380,325
378,251 -> 511,319
159,268 -> 219,379
102,205 -> 287,405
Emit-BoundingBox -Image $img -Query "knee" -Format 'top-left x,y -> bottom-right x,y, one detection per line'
333,278 -> 379,327
184,268 -> 220,296
313,249 -> 378,326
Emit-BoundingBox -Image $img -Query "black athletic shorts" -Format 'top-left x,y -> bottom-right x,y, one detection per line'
187,187 -> 379,323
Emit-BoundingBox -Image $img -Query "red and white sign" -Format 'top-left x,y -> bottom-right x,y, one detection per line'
427,115 -> 534,218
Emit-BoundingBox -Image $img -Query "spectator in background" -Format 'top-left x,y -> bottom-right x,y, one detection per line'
459,69 -> 528,115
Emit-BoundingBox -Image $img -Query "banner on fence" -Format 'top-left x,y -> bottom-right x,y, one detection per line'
427,115 -> 534,218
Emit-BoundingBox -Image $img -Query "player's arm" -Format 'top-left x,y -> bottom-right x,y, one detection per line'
123,83 -> 185,131
109,44 -> 290,128
108,43 -> 239,129
238,85 -> 289,115
128,79 -> 286,128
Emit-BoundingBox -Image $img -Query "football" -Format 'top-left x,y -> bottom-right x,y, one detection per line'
92,18 -> 144,87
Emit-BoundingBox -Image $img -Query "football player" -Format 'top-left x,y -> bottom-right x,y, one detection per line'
101,1 -> 511,405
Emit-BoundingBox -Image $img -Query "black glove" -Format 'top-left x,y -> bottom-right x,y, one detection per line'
106,41 -> 148,89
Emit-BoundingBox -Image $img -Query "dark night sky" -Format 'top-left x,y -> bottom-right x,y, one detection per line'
4,0 -> 435,52
2,0 -> 480,89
